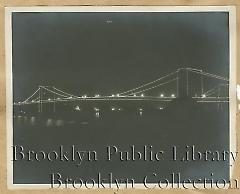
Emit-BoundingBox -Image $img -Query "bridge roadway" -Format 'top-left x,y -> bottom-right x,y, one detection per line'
14,96 -> 174,105
14,96 -> 229,106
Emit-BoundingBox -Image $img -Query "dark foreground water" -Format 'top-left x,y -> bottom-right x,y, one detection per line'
13,99 -> 229,184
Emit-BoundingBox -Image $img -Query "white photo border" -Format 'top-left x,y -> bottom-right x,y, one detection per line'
5,5 -> 237,190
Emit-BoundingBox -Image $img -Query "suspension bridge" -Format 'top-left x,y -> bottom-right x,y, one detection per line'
14,68 -> 229,113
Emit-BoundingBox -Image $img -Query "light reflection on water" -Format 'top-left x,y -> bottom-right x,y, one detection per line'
95,111 -> 100,118
16,116 -> 66,127
56,119 -> 64,126
30,116 -> 35,125
46,119 -> 53,127
24,116 -> 28,122
15,115 -> 103,127
14,109 -> 149,128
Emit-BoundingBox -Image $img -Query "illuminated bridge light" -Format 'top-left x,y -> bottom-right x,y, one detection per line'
82,95 -> 87,98
75,106 -> 81,111
141,94 -> 144,97
118,108 -> 122,111
133,94 -> 136,97
57,97 -> 60,100
111,94 -> 115,97
95,112 -> 100,118
95,94 -> 100,97
202,94 -> 206,98
94,107 -> 100,111
171,94 -> 175,98
160,94 -> 164,98
116,94 -> 120,97
48,98 -> 51,101
111,107 -> 116,111
139,108 -> 143,111
159,107 -> 163,110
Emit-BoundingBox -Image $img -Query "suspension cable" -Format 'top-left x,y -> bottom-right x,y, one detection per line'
23,88 -> 40,102
188,69 -> 228,81
127,78 -> 178,96
41,86 -> 69,98
119,70 -> 177,95
53,87 -> 79,98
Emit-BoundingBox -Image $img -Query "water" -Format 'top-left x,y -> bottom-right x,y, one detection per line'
13,99 -> 230,184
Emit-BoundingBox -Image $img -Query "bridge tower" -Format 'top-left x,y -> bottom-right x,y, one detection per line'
177,68 -> 189,98
37,86 -> 57,113
177,68 -> 205,98
38,86 -> 42,113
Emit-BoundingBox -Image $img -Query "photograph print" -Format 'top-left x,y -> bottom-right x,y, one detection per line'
6,6 -> 236,189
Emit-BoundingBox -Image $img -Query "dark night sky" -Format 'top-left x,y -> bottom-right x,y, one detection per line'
12,12 -> 229,101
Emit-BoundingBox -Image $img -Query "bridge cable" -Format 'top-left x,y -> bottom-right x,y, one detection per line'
188,69 -> 228,82
119,70 -> 178,95
53,87 -> 79,98
41,86 -> 70,98
127,78 -> 178,96
23,88 -> 40,103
